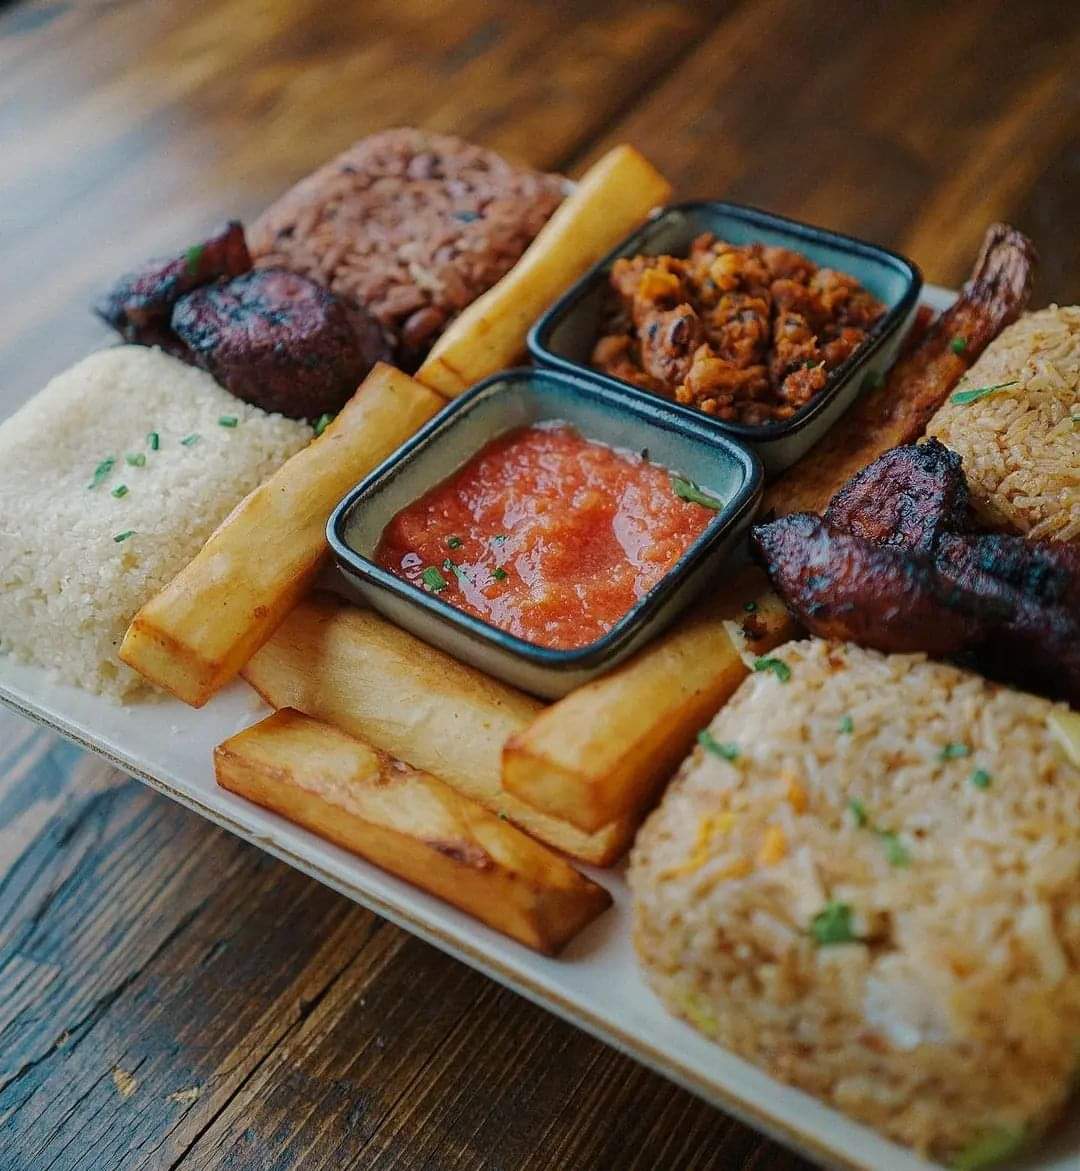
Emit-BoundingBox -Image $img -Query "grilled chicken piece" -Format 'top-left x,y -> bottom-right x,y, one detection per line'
751,512 -> 987,655
172,268 -> 391,419
95,221 -> 251,345
823,439 -> 970,551
763,223 -> 1037,518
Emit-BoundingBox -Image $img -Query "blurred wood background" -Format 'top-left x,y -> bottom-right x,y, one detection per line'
1,1 -> 1078,1167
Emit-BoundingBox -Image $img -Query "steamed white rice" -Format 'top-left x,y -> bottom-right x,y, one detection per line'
0,346 -> 310,697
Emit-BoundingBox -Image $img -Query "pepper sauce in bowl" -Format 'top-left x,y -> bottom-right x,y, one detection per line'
375,422 -> 717,650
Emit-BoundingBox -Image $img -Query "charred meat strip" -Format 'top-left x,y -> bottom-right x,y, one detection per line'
171,269 -> 391,419
94,222 -> 251,346
762,223 -> 1037,518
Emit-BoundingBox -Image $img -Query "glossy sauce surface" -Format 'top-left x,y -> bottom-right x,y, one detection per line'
375,423 -> 715,649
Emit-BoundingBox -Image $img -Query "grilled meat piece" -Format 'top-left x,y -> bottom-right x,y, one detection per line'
171,269 -> 391,419
95,222 -> 251,345
751,512 -> 988,654
823,439 -> 970,550
763,223 -> 1037,519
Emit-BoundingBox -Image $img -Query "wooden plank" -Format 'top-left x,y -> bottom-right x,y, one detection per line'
0,0 -> 725,407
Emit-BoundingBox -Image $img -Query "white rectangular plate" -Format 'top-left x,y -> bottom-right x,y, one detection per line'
2,287 -> 1076,1171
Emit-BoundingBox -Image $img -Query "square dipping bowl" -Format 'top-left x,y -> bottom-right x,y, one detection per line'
528,200 -> 922,477
327,368 -> 763,698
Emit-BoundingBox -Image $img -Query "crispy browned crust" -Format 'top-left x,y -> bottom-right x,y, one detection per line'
762,223 -> 1037,518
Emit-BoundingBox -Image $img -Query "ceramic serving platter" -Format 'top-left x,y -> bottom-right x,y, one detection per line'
2,287 -> 1077,1171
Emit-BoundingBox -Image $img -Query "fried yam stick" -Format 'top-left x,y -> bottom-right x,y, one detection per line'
762,223 -> 1036,518
216,709 -> 611,954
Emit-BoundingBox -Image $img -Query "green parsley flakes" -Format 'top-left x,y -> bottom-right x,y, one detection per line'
876,829 -> 911,867
125,452 -> 146,468
939,742 -> 971,761
447,536 -> 463,549
87,457 -> 116,489
847,799 -> 868,828
420,567 -> 447,592
698,730 -> 739,760
753,656 -> 791,682
313,413 -> 335,437
180,433 -> 201,447
218,415 -> 239,428
111,483 -> 129,499
838,715 -> 854,734
949,336 -> 968,354
950,380 -> 1019,406
970,768 -> 992,790
809,901 -> 857,946
147,431 -> 160,450
113,530 -> 135,543
671,476 -> 725,510
492,567 -> 508,582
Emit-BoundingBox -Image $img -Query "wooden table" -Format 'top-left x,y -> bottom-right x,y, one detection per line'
1,2 -> 1077,1167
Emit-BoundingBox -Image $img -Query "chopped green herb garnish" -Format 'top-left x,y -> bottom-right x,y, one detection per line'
497,811 -> 509,821
876,829 -> 911,867
313,412 -> 334,437
442,558 -> 455,571
218,415 -> 239,428
125,452 -> 146,468
949,336 -> 968,354
743,600 -> 758,613
753,656 -> 791,682
671,476 -> 725,511
147,431 -> 160,451
970,768 -> 992,790
447,536 -> 463,550
420,567 -> 447,592
180,433 -> 201,447
848,799 -> 868,828
491,534 -> 507,544
113,530 -> 135,543
939,742 -> 971,761
950,380 -> 1018,406
111,484 -> 129,498
952,1126 -> 1027,1170
492,567 -> 508,582
184,244 -> 205,274
809,901 -> 857,946
838,715 -> 854,734
88,457 -> 116,489
698,730 -> 739,760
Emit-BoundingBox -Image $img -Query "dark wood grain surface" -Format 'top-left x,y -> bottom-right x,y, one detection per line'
1,2 -> 1078,1168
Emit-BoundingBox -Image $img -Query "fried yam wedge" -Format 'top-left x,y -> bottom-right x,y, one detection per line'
416,145 -> 672,396
762,223 -> 1036,518
215,709 -> 611,954
502,573 -> 794,833
120,364 -> 444,707
241,594 -> 635,865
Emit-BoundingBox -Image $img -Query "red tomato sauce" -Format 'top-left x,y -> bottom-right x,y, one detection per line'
375,423 -> 715,649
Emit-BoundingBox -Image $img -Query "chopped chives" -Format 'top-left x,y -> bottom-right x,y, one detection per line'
125,452 -> 146,468
420,566 -> 447,592
939,742 -> 971,761
147,431 -> 160,450
698,730 -> 739,760
492,567 -> 508,582
949,336 -> 967,354
671,476 -> 725,510
753,656 -> 791,682
218,415 -> 239,428
809,901 -> 856,946
838,715 -> 854,734
111,484 -> 129,498
876,829 -> 911,867
847,799 -> 868,828
950,380 -> 1018,406
313,413 -> 334,437
447,536 -> 463,549
180,433 -> 201,447
113,530 -> 135,543
970,768 -> 992,790
87,457 -> 116,489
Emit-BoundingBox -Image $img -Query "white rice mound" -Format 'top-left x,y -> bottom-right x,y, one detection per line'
927,305 -> 1080,542
0,347 -> 311,697
629,639 -> 1080,1163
